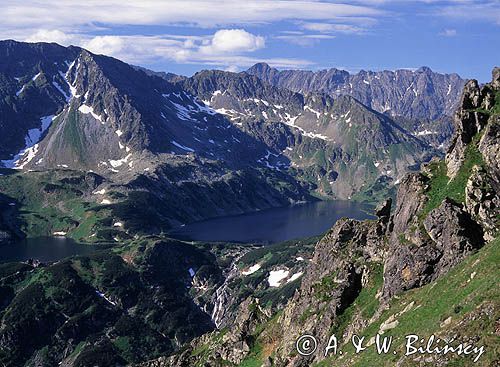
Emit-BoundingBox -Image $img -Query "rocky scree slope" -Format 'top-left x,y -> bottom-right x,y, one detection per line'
143,68 -> 500,367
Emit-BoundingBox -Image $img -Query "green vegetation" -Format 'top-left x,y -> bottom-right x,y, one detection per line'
239,343 -> 264,367
61,108 -> 87,160
351,175 -> 397,206
421,134 -> 485,218
228,237 -> 317,311
493,90 -> 500,115
471,90 -> 500,116
313,271 -> 338,302
0,170 -> 111,241
239,236 -> 318,268
238,311 -> 283,367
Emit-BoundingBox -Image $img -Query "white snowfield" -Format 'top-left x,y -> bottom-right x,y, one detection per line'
415,129 -> 437,136
287,272 -> 303,283
78,104 -> 105,124
268,269 -> 290,287
242,264 -> 261,275
1,115 -> 55,169
171,140 -> 195,152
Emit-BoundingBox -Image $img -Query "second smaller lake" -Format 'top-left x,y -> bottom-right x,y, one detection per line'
0,237 -> 100,263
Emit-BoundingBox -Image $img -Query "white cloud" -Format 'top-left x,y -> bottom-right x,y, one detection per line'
200,29 -> 265,54
0,1 -> 384,29
84,36 -> 127,55
300,22 -> 367,35
433,2 -> 500,24
3,0 -> 496,73
439,28 -> 457,37
25,29 -> 76,44
46,31 -> 312,70
225,65 -> 240,72
275,34 -> 336,47
0,0 -> 387,70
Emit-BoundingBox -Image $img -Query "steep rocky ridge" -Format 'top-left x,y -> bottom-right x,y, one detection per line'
247,63 -> 464,121
272,67 -> 498,367
0,41 -> 79,160
0,41 -> 312,237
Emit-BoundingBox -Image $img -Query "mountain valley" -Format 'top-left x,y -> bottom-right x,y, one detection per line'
0,40 -> 498,367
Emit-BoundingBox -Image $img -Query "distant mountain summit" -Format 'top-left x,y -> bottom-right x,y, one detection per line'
247,63 -> 465,150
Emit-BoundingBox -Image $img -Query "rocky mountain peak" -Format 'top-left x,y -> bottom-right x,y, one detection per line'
247,62 -> 274,74
491,66 -> 500,89
416,66 -> 433,73
247,63 -> 466,130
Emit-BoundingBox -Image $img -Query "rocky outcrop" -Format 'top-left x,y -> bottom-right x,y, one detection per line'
446,75 -> 493,178
381,174 -> 486,300
382,68 -> 500,301
424,199 -> 484,271
137,297 -> 271,367
274,216 -> 387,366
479,114 -> 500,182
466,166 -> 500,240
218,298 -> 271,364
374,197 -> 392,222
388,172 -> 428,242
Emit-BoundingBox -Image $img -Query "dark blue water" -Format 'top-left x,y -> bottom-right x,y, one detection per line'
0,237 -> 98,263
0,201 -> 374,262
169,200 -> 374,244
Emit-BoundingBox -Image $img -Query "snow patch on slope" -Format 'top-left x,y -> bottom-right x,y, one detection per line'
268,269 -> 290,287
172,140 -> 195,152
1,115 -> 55,169
78,104 -> 105,124
242,264 -> 261,275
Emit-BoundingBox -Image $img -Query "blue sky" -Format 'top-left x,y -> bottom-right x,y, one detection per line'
1,1 -> 499,81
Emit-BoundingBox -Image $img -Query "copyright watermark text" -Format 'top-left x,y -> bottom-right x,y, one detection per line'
295,333 -> 484,363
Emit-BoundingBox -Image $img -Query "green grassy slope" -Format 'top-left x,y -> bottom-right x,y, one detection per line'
314,236 -> 499,367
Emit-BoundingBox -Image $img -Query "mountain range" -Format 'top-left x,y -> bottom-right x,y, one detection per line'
0,40 -> 466,238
